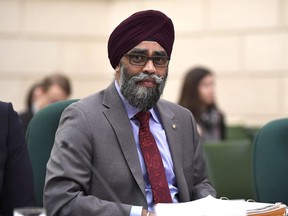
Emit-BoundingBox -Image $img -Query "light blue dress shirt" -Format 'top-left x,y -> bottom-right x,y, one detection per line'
114,81 -> 178,216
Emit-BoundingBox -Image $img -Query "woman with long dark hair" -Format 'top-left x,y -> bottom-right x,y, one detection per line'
178,67 -> 226,142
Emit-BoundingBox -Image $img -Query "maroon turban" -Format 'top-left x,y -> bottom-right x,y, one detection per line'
108,10 -> 175,69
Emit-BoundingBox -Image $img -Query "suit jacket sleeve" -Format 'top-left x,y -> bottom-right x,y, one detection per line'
44,103 -> 133,216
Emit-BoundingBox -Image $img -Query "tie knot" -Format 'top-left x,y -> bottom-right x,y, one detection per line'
135,111 -> 150,126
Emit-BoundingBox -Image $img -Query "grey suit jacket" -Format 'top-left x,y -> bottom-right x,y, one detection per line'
44,82 -> 216,216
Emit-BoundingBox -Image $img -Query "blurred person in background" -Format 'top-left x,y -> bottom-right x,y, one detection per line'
19,73 -> 72,135
19,82 -> 44,135
178,66 -> 226,143
0,101 -> 36,216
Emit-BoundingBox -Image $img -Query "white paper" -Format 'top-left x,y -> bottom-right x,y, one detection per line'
155,195 -> 246,216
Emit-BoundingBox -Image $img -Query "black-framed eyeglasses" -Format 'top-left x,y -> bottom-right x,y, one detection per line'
124,53 -> 170,68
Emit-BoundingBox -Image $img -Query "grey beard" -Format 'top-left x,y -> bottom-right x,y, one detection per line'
119,65 -> 167,111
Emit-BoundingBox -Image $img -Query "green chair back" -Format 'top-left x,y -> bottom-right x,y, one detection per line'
226,125 -> 249,140
253,118 -> 288,205
26,99 -> 78,207
203,139 -> 254,200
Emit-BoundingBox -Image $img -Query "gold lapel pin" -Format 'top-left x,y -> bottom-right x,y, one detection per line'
172,124 -> 176,129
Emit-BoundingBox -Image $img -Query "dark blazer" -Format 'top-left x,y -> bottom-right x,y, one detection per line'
0,102 -> 35,216
19,110 -> 34,136
44,82 -> 216,216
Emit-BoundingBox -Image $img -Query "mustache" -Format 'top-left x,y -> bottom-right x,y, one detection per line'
130,73 -> 164,84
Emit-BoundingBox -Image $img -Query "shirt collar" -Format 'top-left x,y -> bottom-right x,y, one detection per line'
114,80 -> 160,123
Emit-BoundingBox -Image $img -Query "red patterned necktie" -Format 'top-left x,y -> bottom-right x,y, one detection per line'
135,111 -> 172,204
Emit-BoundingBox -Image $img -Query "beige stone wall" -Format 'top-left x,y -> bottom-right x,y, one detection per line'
0,0 -> 287,127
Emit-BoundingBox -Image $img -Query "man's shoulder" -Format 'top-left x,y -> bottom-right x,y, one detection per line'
0,102 -> 14,125
71,91 -> 105,110
0,101 -> 9,114
157,99 -> 196,125
0,102 -> 9,135
158,99 -> 190,113
69,83 -> 116,112
72,82 -> 118,111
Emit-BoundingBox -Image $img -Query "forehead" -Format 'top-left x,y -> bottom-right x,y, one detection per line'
46,85 -> 66,95
129,41 -> 166,54
199,74 -> 214,84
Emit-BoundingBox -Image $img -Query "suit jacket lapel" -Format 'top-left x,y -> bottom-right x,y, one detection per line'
101,84 -> 190,202
156,101 -> 190,201
102,83 -> 146,197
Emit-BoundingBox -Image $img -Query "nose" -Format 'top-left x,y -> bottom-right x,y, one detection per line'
143,59 -> 156,74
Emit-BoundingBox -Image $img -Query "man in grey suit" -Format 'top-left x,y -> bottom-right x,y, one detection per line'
44,10 -> 216,216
